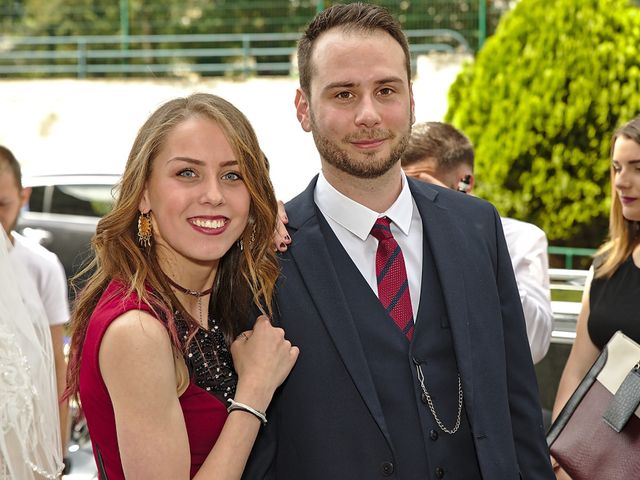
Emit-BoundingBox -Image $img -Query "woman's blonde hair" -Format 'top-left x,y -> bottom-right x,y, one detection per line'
595,115 -> 640,278
65,93 -> 279,398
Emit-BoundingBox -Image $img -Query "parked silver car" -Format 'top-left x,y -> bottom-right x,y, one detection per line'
17,174 -> 120,281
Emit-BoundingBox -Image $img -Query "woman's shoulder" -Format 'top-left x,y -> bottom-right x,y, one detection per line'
103,308 -> 171,351
93,279 -> 156,319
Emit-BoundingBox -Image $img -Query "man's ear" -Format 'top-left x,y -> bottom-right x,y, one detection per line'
295,88 -> 312,132
19,187 -> 32,208
467,174 -> 476,194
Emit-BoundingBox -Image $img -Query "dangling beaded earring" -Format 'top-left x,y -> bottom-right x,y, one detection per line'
238,238 -> 244,251
137,211 -> 153,247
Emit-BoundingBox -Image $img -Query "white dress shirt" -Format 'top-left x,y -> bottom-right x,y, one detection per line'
314,171 -> 423,318
501,217 -> 553,363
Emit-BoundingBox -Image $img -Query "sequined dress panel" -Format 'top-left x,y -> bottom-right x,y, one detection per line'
79,280 -> 232,479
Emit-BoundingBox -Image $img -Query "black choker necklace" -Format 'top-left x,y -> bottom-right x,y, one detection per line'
165,275 -> 213,297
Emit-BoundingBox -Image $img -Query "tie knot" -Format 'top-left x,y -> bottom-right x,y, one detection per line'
370,217 -> 394,241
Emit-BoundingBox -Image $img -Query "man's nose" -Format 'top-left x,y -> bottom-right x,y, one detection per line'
355,96 -> 382,128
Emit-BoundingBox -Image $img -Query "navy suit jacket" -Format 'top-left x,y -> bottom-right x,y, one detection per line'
244,176 -> 553,479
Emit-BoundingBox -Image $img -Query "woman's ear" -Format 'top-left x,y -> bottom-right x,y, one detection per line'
139,186 -> 151,213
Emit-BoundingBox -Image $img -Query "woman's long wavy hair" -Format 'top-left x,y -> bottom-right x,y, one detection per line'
65,93 -> 279,399
595,115 -> 640,278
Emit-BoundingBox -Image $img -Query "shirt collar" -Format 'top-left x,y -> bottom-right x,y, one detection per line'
314,170 -> 414,241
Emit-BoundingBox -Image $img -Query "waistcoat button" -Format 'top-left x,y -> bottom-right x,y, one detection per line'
429,429 -> 439,441
381,462 -> 394,476
435,466 -> 445,478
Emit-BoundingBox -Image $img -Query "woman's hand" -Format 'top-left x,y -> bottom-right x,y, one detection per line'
230,315 -> 299,411
273,200 -> 291,252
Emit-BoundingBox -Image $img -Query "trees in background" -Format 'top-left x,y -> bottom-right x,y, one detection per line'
446,0 -> 640,245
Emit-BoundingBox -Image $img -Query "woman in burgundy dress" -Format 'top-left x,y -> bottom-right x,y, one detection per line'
64,93 -> 298,479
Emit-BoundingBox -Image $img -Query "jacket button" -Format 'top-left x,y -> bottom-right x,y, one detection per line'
381,462 -> 394,476
435,466 -> 445,478
429,429 -> 439,441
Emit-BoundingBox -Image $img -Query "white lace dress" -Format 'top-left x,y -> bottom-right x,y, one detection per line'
0,231 -> 63,479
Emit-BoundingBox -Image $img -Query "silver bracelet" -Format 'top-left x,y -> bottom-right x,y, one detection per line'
227,398 -> 268,426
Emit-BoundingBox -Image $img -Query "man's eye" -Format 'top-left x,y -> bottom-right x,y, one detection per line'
379,87 -> 394,96
336,91 -> 353,100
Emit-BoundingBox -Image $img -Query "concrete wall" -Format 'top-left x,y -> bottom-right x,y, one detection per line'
0,53 -> 470,201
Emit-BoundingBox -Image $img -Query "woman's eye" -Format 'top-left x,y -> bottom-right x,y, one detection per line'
222,172 -> 242,181
612,164 -> 622,173
178,168 -> 197,178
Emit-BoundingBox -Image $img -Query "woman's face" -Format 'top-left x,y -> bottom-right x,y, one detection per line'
139,115 -> 251,272
612,135 -> 640,222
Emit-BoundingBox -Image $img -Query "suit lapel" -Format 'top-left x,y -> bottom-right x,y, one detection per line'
285,178 -> 394,447
409,181 -> 476,420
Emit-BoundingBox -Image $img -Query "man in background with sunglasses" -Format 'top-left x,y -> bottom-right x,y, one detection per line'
402,121 -> 553,365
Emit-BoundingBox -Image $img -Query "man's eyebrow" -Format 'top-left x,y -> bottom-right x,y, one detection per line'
323,81 -> 357,91
322,77 -> 405,92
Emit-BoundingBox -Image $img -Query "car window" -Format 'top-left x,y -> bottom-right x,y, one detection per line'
28,186 -> 46,213
50,185 -> 115,217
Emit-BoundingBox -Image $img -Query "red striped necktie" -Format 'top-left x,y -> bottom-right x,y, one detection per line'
370,217 -> 414,341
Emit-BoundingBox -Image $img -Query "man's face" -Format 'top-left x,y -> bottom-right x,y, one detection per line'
0,171 -> 29,239
295,28 -> 414,179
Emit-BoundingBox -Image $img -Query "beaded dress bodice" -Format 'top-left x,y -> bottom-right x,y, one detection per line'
175,312 -> 237,404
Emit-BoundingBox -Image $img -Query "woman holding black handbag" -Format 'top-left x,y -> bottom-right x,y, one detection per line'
551,115 -> 640,479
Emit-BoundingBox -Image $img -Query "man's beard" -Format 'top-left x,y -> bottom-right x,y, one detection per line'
310,115 -> 411,179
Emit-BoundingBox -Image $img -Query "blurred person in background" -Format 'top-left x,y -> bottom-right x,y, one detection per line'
0,228 -> 64,479
64,93 -> 298,479
551,115 -> 640,479
0,145 -> 70,466
401,122 -> 553,364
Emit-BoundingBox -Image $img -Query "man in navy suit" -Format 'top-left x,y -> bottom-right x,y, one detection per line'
244,3 -> 553,479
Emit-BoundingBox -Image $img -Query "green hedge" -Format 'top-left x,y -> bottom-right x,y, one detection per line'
446,0 -> 640,245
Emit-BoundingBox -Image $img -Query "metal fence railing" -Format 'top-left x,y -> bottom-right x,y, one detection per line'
0,1 -> 509,79
0,29 -> 471,78
548,246 -> 597,270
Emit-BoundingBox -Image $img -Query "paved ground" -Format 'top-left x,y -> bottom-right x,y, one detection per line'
64,443 -> 97,479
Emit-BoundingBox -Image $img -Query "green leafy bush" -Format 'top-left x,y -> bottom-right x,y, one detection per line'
446,0 -> 640,245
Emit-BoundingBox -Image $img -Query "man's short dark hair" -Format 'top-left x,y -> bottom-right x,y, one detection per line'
297,3 -> 411,96
401,121 -> 474,173
0,145 -> 23,190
